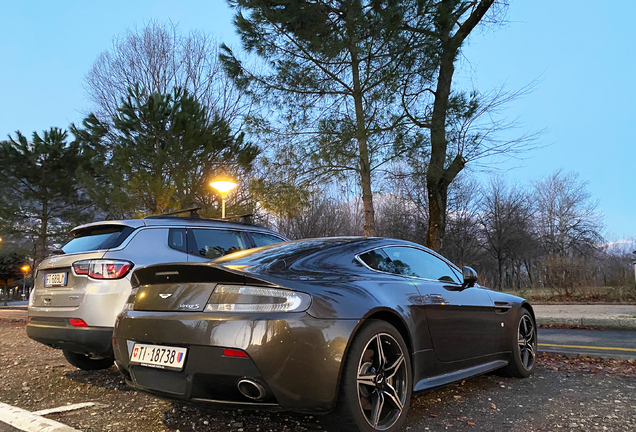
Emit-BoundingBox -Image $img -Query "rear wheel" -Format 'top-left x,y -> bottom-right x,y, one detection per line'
326,320 -> 412,432
504,309 -> 537,378
63,350 -> 114,371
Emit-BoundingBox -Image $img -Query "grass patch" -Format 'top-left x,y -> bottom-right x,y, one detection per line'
501,285 -> 636,303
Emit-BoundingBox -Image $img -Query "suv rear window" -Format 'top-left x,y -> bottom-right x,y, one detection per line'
251,232 -> 285,248
62,226 -> 135,254
191,229 -> 247,259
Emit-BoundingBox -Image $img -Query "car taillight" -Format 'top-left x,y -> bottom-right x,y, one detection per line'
69,318 -> 88,327
72,260 -> 90,275
72,260 -> 133,279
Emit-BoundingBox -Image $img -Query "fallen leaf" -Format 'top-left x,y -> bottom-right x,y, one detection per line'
468,422 -> 475,426
430,414 -> 437,418
491,403 -> 497,409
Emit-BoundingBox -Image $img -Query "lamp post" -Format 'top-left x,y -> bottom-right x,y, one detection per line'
210,177 -> 238,219
21,264 -> 30,300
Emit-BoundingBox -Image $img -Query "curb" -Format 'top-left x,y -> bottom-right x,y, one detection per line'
537,317 -> 636,331
539,348 -> 636,361
0,402 -> 80,432
0,318 -> 27,323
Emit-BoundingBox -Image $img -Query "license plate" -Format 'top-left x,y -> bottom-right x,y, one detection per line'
129,343 -> 188,371
45,272 -> 67,287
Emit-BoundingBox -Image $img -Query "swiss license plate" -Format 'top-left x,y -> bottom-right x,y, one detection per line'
44,272 -> 67,287
129,343 -> 188,371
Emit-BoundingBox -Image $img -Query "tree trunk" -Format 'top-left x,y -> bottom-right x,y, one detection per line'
350,41 -> 375,236
425,26 -> 459,251
424,0 -> 494,251
37,200 -> 48,266
426,179 -> 448,251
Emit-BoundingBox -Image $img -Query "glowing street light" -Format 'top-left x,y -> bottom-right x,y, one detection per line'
210,177 -> 238,219
21,264 -> 31,299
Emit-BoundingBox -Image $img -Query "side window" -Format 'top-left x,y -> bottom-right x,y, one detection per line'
168,228 -> 187,252
191,229 -> 247,259
358,249 -> 398,274
251,232 -> 285,248
382,246 -> 461,283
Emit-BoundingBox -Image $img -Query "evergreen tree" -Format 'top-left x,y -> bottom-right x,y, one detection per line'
0,128 -> 94,263
73,86 -> 259,217
221,0 -> 418,236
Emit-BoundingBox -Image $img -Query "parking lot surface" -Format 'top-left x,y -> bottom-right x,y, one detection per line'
1,321 -> 635,432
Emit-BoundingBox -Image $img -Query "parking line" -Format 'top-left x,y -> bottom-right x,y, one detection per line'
33,403 -> 96,417
539,343 -> 636,352
0,402 -> 80,432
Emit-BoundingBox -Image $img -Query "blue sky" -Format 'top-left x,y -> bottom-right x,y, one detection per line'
1,1 -> 634,239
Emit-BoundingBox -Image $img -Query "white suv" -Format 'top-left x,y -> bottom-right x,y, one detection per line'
27,214 -> 286,370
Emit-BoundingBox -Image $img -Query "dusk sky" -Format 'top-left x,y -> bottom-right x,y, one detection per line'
1,1 -> 634,241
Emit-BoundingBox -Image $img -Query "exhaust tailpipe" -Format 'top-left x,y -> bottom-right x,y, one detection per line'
237,379 -> 266,400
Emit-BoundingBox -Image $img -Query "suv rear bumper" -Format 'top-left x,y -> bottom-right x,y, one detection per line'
27,321 -> 114,357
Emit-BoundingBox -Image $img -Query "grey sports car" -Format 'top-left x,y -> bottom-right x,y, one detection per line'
112,237 -> 537,432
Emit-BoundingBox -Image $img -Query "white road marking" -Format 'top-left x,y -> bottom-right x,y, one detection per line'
0,402 -> 81,432
33,403 -> 96,416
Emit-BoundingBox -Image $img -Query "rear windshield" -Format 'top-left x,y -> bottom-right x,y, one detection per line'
62,226 -> 135,254
213,238 -> 352,269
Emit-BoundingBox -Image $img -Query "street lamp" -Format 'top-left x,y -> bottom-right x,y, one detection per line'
21,264 -> 30,300
210,177 -> 238,219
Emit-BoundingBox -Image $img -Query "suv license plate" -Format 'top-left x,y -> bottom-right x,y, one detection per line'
45,272 -> 67,287
129,343 -> 187,371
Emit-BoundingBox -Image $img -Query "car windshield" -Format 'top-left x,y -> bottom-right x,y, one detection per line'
62,225 -> 134,254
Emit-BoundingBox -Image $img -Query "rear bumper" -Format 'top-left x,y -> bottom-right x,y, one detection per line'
27,321 -> 114,357
113,311 -> 358,413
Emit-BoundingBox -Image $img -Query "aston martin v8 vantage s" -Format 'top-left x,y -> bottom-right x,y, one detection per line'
113,237 -> 537,432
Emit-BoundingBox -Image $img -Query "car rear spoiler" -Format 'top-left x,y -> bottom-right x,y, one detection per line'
131,263 -> 273,288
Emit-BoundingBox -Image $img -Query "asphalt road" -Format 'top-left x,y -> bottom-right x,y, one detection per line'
538,328 -> 636,360
2,321 -> 636,431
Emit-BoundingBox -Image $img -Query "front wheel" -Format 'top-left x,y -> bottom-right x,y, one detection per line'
504,309 -> 537,378
327,320 -> 412,432
63,350 -> 114,371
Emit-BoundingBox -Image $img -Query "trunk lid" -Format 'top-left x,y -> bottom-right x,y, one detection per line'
31,222 -> 138,308
32,252 -> 106,308
131,263 -> 271,312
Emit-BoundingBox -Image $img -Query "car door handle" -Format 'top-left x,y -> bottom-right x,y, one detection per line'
495,301 -> 512,313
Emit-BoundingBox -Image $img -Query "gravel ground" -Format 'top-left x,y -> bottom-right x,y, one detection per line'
1,321 -> 635,432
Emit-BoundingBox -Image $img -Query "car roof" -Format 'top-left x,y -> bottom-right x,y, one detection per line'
69,216 -> 282,237
212,236 -> 460,273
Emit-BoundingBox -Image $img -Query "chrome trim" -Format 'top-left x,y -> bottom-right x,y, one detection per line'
354,244 -> 463,285
191,397 -> 278,407
237,379 -> 267,400
156,271 -> 179,276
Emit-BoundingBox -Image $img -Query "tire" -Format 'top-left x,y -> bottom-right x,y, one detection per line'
63,350 -> 114,371
324,320 -> 412,432
503,309 -> 537,378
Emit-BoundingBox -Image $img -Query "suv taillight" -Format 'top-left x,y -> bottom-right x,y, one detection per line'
72,260 -> 133,279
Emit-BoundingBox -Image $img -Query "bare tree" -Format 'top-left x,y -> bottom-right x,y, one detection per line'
85,20 -> 248,127
442,176 -> 482,268
400,1 -> 542,252
479,177 -> 535,290
534,170 -> 603,257
375,193 -> 427,242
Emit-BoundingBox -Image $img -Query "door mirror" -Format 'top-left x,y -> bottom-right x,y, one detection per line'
462,266 -> 478,288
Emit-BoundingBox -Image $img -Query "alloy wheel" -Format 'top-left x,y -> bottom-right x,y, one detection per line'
356,333 -> 408,430
517,315 -> 537,370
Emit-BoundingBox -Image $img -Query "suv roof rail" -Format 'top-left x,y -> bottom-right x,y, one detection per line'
144,210 -> 258,226
148,207 -> 202,218
224,213 -> 254,224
